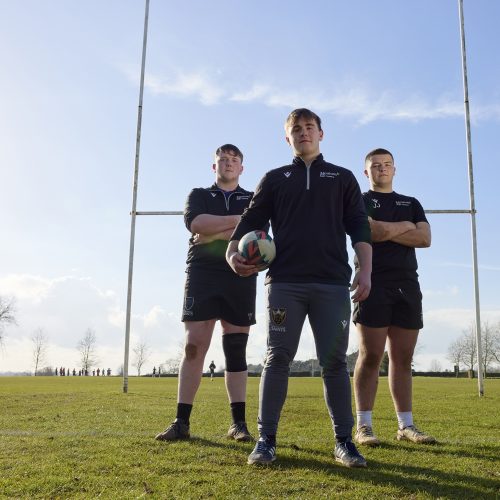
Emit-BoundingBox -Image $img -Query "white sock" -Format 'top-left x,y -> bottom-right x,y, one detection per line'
397,411 -> 413,430
356,411 -> 372,429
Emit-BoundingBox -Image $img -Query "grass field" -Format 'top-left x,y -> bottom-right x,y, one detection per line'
0,376 -> 499,499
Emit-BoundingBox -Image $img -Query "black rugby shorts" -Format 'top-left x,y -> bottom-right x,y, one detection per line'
181,269 -> 256,326
352,285 -> 423,329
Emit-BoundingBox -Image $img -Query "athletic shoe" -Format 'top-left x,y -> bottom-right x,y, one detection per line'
334,439 -> 367,468
227,421 -> 254,442
247,437 -> 277,464
354,425 -> 380,446
155,419 -> 190,441
396,425 -> 436,444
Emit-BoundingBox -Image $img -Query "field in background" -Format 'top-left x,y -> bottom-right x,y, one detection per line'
0,377 -> 498,499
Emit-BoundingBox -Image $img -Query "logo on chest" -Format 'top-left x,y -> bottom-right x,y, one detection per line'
320,171 -> 339,179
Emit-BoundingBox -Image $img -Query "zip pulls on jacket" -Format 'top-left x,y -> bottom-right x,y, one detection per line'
305,161 -> 312,190
292,154 -> 322,191
210,188 -> 245,211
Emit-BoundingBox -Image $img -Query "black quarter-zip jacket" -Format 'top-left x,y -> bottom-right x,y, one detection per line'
231,155 -> 371,286
184,183 -> 254,273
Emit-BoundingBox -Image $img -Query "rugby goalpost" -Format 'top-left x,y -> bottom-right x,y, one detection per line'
122,0 -> 484,396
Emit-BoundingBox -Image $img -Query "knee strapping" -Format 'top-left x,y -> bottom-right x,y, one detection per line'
222,333 -> 248,372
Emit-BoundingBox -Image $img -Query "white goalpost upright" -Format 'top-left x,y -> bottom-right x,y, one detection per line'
123,0 -> 150,394
123,0 -> 484,396
457,0 -> 483,396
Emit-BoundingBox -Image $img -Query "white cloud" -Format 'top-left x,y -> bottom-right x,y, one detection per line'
143,305 -> 166,328
145,72 -> 224,105
230,84 -> 271,102
130,69 -> 500,125
0,274 -> 53,302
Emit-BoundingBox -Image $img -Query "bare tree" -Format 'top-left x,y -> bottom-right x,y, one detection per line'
0,296 -> 17,345
162,342 -> 184,374
493,322 -> 500,365
447,337 -> 465,372
460,324 -> 477,371
480,322 -> 500,377
448,322 -> 500,376
132,340 -> 151,376
31,328 -> 49,375
77,328 -> 98,374
429,359 -> 442,372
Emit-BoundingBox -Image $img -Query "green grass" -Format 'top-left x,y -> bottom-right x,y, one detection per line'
0,377 -> 498,499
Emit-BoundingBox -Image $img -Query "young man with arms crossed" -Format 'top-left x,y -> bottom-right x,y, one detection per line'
155,144 -> 257,442
353,148 -> 435,446
226,109 -> 372,467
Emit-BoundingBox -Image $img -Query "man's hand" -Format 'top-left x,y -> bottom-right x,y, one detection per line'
226,240 -> 261,277
350,269 -> 371,303
192,233 -> 213,245
351,241 -> 372,302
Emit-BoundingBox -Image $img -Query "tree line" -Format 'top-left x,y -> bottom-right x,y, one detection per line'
2,295 -> 499,376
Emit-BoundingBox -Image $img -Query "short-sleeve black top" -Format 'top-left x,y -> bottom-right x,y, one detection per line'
184,184 -> 253,273
362,190 -> 428,287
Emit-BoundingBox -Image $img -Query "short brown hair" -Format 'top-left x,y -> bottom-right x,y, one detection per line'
215,144 -> 243,162
365,148 -> 394,165
285,108 -> 322,132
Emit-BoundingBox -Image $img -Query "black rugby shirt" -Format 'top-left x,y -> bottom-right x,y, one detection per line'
361,190 -> 428,286
184,183 -> 253,273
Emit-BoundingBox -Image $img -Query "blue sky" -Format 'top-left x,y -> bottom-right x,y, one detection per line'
1,0 -> 499,374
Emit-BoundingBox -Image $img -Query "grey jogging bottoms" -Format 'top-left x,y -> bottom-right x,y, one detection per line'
258,282 -> 354,439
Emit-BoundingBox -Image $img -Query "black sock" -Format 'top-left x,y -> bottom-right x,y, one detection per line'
176,403 -> 193,425
266,434 -> 276,445
230,402 -> 246,423
335,435 -> 351,444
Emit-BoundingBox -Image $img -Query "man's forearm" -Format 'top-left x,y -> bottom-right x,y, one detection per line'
369,220 -> 416,242
190,214 -> 240,236
353,241 -> 372,274
193,228 -> 234,245
391,226 -> 431,248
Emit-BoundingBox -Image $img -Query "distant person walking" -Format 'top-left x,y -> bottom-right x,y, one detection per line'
209,361 -> 216,381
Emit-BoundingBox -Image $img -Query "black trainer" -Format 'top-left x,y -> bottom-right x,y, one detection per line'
155,419 -> 190,441
334,439 -> 367,467
227,421 -> 254,442
247,437 -> 277,464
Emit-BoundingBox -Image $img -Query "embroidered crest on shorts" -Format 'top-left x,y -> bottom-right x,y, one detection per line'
271,307 -> 287,326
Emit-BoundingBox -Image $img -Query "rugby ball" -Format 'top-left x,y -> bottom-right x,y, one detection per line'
238,230 -> 276,268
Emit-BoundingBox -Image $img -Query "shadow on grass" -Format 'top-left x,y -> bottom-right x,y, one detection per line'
155,435 -> 254,451
157,436 -> 499,498
377,440 -> 500,462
